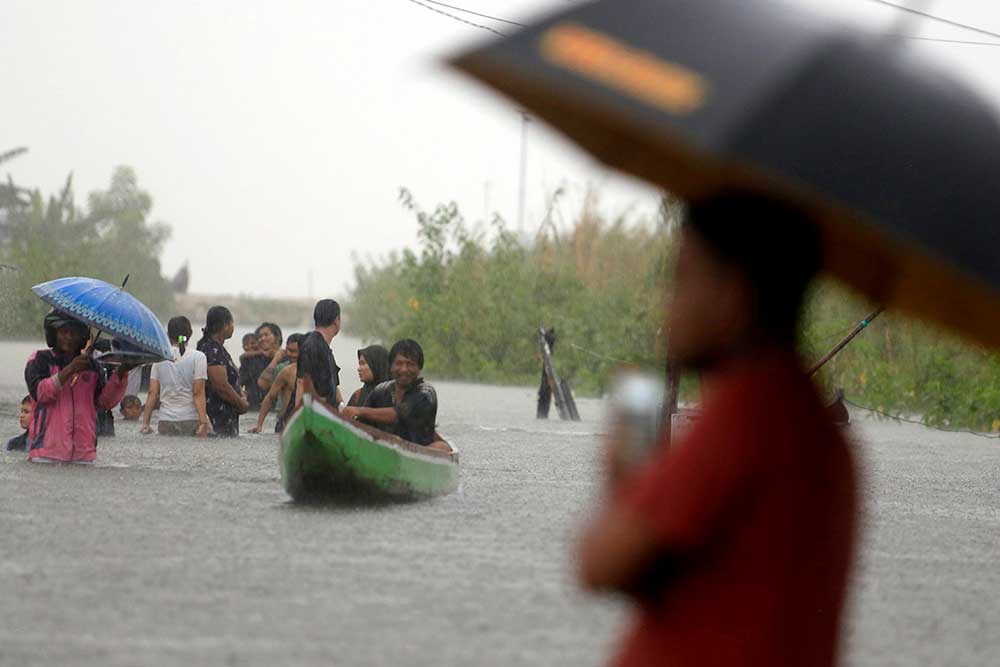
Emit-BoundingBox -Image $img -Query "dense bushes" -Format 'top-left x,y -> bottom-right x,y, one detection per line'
350,189 -> 674,394
351,189 -> 1000,431
1,153 -> 174,337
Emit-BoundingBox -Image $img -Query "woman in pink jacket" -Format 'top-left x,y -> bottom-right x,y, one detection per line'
24,311 -> 135,463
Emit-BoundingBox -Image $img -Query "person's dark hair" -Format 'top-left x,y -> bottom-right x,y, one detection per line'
685,190 -> 822,343
256,322 -> 283,347
313,299 -> 341,327
286,333 -> 305,347
22,395 -> 31,406
167,316 -> 193,356
199,306 -> 234,347
120,395 -> 142,413
242,332 -> 257,345
388,339 -> 424,370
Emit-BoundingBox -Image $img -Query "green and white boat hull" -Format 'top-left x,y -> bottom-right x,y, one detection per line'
279,395 -> 460,501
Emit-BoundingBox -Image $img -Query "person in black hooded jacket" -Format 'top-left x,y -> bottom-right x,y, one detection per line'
346,344 -> 389,408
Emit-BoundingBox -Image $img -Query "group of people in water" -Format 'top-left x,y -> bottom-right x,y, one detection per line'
7,297 -> 445,461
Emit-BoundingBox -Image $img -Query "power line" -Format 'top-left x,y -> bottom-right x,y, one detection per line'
843,397 -> 1000,439
867,0 -> 1000,41
420,0 -> 526,27
405,0 -> 508,37
407,0 -> 1000,47
888,34 -> 1000,47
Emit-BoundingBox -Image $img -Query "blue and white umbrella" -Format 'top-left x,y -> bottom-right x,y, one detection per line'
32,276 -> 172,361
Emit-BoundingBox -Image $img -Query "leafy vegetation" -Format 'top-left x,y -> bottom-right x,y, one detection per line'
351,189 -> 1000,431
350,189 -> 675,393
0,149 -> 174,337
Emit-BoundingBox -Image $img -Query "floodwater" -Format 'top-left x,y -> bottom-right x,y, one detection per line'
1,334 -> 999,666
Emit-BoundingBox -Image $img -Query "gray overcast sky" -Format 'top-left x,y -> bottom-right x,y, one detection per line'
4,0 -> 1000,299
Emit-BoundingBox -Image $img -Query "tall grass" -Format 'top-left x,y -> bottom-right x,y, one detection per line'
351,190 -> 1000,431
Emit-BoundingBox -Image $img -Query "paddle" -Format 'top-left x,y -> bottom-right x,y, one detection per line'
807,307 -> 884,377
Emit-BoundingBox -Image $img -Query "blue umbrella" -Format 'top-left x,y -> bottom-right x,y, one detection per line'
32,276 -> 173,361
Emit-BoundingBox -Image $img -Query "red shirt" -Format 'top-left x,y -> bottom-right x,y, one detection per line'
614,353 -> 856,667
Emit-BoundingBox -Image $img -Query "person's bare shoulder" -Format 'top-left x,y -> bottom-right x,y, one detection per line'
277,363 -> 297,387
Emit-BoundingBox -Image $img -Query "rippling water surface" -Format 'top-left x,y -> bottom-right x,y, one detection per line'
1,335 -> 999,666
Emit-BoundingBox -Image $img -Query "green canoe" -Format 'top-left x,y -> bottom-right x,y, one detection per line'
279,395 -> 460,502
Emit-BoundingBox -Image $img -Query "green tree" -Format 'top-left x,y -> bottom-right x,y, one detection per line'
1,153 -> 174,337
349,188 -> 1000,430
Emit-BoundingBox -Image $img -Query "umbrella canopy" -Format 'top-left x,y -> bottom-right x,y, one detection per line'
32,276 -> 173,361
451,0 -> 1000,349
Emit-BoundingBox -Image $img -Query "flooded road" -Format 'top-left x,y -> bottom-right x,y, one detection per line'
1,336 -> 999,665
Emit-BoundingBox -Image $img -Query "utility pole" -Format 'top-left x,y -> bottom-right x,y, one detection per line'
517,112 -> 530,230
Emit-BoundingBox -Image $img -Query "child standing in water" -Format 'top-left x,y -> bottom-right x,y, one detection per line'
23,310 -> 136,463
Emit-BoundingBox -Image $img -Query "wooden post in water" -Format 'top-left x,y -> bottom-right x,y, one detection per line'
538,327 -> 580,421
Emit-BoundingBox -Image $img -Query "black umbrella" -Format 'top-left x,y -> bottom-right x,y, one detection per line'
451,0 -> 1000,349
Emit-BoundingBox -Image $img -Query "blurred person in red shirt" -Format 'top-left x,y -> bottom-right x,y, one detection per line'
577,190 -> 857,667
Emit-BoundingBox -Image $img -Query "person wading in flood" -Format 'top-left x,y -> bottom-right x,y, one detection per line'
238,322 -> 283,410
295,299 -> 343,412
140,316 -> 210,437
23,310 -> 136,463
249,333 -> 304,434
576,191 -> 857,667
197,306 -> 248,436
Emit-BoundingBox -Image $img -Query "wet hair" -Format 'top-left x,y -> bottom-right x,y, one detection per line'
313,299 -> 341,327
685,190 -> 821,343
199,306 -> 234,347
22,395 -> 31,406
388,339 -> 424,370
119,395 -> 142,413
286,333 -> 305,348
255,322 -> 283,347
167,316 -> 193,356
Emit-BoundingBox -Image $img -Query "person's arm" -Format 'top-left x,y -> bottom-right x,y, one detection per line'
577,505 -> 663,592
250,368 -> 289,432
140,378 -> 160,434
97,363 -> 137,411
294,378 -> 304,412
26,352 -> 65,404
192,379 -> 209,437
576,397 -> 760,596
257,350 -> 287,391
207,365 -> 248,414
341,405 -> 397,424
